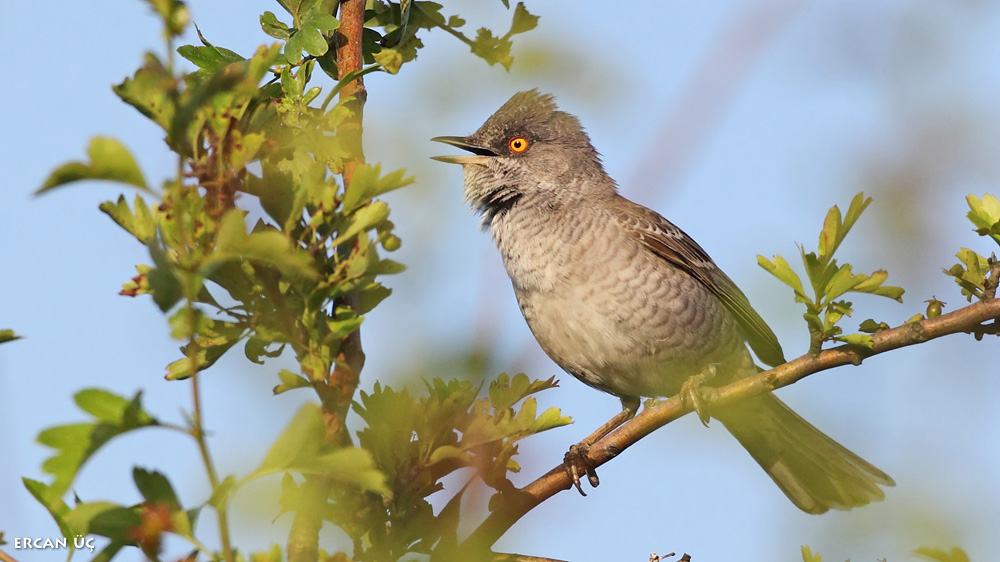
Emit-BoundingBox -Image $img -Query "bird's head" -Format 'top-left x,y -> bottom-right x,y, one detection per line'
432,90 -> 614,224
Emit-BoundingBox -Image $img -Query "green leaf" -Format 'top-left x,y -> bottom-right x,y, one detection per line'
177,44 -> 244,71
469,28 -> 513,70
506,2 -> 539,36
757,254 -> 806,299
209,210 -> 318,280
331,201 -> 391,247
357,284 -> 392,314
23,478 -> 73,542
133,468 -> 181,510
944,247 -> 991,301
817,192 -> 872,262
0,329 -> 22,344
75,389 -> 134,423
207,475 -> 238,510
38,137 -> 149,194
144,0 -> 189,37
966,193 -> 1000,246
800,545 -> 822,562
341,163 -> 414,215
858,318 -> 890,333
273,369 -> 312,395
834,333 -> 873,348
248,403 -> 388,494
261,11 -> 292,39
34,391 -> 158,503
373,47 -> 404,74
245,166 -> 298,228
113,54 -> 176,131
99,195 -> 158,243
823,264 -> 865,301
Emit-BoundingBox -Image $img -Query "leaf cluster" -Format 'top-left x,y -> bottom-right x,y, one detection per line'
759,193 -> 904,352
23,390 -> 180,561
292,373 -> 571,560
944,194 -> 1000,301
24,1 -> 559,561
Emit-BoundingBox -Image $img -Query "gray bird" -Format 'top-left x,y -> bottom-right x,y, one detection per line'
432,90 -> 893,514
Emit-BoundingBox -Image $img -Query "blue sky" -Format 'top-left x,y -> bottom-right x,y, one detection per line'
2,1 -> 1000,561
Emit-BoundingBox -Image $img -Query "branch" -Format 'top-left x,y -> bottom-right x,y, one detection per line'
288,2 -> 368,562
463,296 -> 1000,551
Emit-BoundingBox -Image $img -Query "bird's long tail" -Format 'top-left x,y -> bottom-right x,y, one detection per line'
718,393 -> 894,514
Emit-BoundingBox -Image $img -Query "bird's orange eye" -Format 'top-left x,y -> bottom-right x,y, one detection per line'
508,137 -> 529,153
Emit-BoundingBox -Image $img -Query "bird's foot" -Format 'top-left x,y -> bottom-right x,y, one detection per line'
680,364 -> 719,427
564,442 -> 600,496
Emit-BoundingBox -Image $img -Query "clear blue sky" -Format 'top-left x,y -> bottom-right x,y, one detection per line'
2,1 -> 999,561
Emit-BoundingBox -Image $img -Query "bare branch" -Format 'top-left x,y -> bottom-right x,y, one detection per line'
464,296 -> 1000,551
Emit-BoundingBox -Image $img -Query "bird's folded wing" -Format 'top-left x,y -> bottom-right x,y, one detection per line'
613,200 -> 786,367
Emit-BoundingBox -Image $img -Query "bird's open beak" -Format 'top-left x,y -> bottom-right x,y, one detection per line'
431,136 -> 497,165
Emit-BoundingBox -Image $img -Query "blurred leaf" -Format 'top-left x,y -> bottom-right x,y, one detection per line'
915,547 -> 970,562
23,478 -> 73,546
800,545 -> 822,562
469,28 -> 512,70
133,468 -> 181,510
143,0 -> 189,37
342,164 -> 414,215
248,402 -> 388,494
209,210 -> 318,280
331,201 -> 390,247
34,390 -> 158,504
38,137 -> 149,194
0,329 -> 22,344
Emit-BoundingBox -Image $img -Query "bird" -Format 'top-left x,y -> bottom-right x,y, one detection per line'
431,89 -> 894,514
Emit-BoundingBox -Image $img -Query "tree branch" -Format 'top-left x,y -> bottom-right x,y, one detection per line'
463,296 -> 1000,551
288,2 -> 368,562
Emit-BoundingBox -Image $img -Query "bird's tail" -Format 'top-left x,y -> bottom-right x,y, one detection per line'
717,393 -> 894,514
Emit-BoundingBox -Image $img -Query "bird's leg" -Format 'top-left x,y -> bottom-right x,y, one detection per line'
564,396 -> 640,495
680,363 -> 719,427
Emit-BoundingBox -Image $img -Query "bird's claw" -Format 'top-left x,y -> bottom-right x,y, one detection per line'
681,364 -> 719,427
564,442 -> 599,495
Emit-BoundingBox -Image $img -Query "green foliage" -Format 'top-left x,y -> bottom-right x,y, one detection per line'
342,373 -> 570,560
248,403 -> 388,494
759,193 -> 904,351
944,195 -> 1000,301
28,1 -> 552,561
375,1 -> 539,70
22,389 -> 160,558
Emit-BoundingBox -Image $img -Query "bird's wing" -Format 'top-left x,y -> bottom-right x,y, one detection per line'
613,199 -> 786,367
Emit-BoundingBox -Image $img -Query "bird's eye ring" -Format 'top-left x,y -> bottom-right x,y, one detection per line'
508,136 -> 529,153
